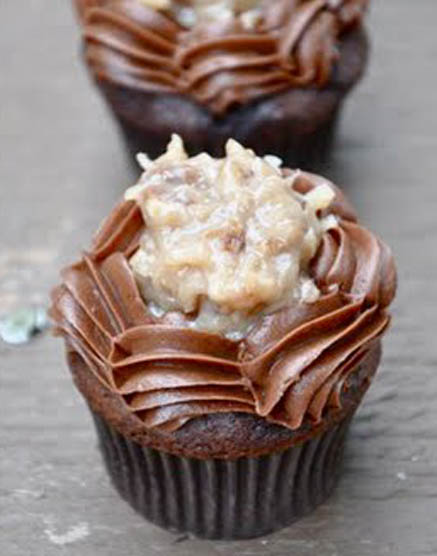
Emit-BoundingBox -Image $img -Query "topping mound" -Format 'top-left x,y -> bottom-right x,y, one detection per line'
139,0 -> 261,28
126,136 -> 337,339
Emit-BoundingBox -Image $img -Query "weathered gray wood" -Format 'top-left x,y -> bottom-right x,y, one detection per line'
1,1 -> 436,554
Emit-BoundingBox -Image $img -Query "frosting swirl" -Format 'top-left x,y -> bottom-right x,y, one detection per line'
50,169 -> 396,433
74,0 -> 369,114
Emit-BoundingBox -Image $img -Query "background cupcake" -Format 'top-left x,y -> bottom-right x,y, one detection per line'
50,137 -> 396,539
73,0 -> 369,168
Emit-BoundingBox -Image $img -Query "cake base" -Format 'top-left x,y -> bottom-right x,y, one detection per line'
67,341 -> 381,539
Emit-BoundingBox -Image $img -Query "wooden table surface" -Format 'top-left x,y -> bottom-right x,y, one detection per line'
1,1 -> 436,555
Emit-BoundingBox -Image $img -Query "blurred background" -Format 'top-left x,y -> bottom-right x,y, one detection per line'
1,1 -> 436,555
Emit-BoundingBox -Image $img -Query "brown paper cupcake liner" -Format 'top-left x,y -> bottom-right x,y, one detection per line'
112,101 -> 341,171
91,410 -> 352,540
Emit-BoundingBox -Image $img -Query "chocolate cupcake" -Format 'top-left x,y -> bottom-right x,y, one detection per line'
50,137 -> 396,539
73,0 -> 369,168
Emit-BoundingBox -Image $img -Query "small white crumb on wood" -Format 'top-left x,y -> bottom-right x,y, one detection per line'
44,522 -> 90,546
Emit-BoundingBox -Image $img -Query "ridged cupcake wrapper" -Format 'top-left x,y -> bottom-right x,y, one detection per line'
95,79 -> 341,170
91,411 -> 352,540
114,109 -> 340,171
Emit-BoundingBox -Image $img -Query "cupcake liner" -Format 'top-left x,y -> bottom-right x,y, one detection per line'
97,77 -> 341,171
91,410 -> 352,540
114,104 -> 341,172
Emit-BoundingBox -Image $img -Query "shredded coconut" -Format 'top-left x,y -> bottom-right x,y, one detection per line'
126,135 -> 337,338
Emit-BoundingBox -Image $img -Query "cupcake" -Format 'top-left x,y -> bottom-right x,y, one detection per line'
50,137 -> 396,539
73,0 -> 369,168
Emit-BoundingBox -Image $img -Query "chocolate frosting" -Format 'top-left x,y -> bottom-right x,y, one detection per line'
50,171 -> 396,433
74,0 -> 369,114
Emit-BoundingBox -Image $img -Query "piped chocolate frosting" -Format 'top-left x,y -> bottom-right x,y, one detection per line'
74,0 -> 369,114
50,169 -> 396,434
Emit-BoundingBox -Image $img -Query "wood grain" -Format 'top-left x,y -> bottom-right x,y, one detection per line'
1,1 -> 436,554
